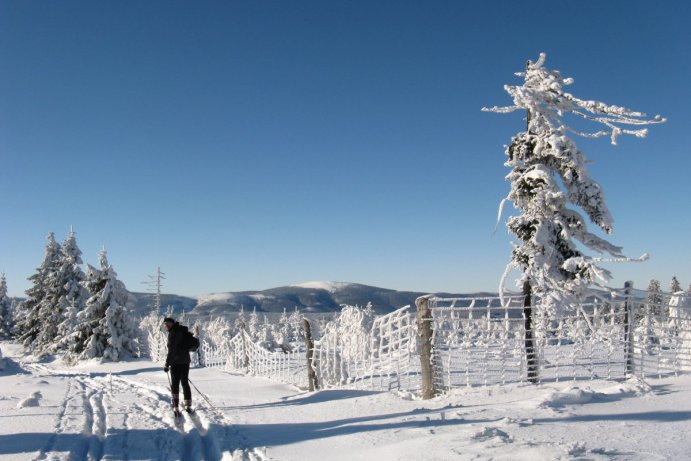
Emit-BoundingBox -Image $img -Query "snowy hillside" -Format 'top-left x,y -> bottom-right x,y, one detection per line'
1,340 -> 690,460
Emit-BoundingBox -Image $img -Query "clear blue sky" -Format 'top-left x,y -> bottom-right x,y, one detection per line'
1,1 -> 689,298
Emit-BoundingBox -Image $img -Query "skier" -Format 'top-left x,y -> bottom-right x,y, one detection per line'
163,317 -> 192,416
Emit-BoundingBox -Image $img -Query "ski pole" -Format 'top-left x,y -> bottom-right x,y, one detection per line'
188,377 -> 218,413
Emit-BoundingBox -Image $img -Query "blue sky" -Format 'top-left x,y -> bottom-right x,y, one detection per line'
1,1 -> 689,297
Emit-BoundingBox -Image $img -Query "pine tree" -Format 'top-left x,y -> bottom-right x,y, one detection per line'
15,233 -> 63,351
70,249 -> 139,361
52,229 -> 87,352
484,53 -> 664,310
670,276 -> 682,294
646,279 -> 663,317
0,273 -> 13,338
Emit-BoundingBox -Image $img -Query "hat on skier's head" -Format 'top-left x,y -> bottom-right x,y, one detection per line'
163,317 -> 175,324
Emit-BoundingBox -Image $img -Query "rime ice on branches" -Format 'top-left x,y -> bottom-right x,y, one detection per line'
483,53 -> 665,310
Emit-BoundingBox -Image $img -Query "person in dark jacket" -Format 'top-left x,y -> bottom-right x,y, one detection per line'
163,317 -> 192,414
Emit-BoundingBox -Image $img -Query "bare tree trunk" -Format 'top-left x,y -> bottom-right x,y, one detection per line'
523,280 -> 539,384
623,281 -> 635,377
303,318 -> 318,391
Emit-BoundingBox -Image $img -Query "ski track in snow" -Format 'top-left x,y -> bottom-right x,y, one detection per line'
20,363 -> 258,461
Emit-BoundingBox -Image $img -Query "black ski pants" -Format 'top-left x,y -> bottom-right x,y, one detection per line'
170,363 -> 191,401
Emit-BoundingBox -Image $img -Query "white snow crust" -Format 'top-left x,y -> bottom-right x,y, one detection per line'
292,281 -> 351,292
2,340 -> 691,460
196,292 -> 237,305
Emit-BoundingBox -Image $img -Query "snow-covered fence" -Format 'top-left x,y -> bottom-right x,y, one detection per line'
198,330 -> 307,388
195,305 -> 420,392
427,290 -> 691,389
145,289 -> 691,396
311,305 -> 419,391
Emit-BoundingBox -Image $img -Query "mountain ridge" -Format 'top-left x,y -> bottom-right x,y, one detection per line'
131,281 -> 498,316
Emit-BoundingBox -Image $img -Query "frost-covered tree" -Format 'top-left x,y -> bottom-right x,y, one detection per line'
234,306 -> 247,333
15,233 -> 63,351
139,312 -> 167,363
52,230 -> 87,352
258,314 -> 277,350
645,279 -> 664,317
288,307 -> 303,343
484,53 -> 664,310
69,249 -> 139,361
276,308 -> 291,349
0,273 -> 13,338
317,305 -> 375,385
635,279 -> 666,353
670,276 -> 682,294
248,307 -> 260,341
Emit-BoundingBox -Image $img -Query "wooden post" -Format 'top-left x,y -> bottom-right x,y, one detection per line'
303,318 -> 318,391
416,295 -> 437,399
623,281 -> 635,377
523,280 -> 539,384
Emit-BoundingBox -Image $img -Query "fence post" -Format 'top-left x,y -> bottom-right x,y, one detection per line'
303,318 -> 319,391
623,281 -> 635,377
523,280 -> 539,384
416,295 -> 437,399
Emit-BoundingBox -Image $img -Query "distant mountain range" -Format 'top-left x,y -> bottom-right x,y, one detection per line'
131,281 -> 498,317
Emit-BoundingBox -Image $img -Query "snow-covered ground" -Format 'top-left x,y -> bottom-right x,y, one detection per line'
1,341 -> 690,461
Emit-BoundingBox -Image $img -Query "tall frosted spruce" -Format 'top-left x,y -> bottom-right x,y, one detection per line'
52,229 -> 87,352
484,54 -> 664,311
16,232 -> 63,351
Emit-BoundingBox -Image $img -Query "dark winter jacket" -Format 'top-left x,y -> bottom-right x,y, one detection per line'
165,322 -> 192,367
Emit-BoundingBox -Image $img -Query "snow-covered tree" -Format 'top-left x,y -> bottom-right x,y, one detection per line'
288,307 -> 303,343
276,308 -> 291,349
0,273 -> 13,338
646,279 -> 664,318
139,312 -> 167,363
484,53 -> 664,310
258,314 -> 277,350
670,276 -> 682,294
234,306 -> 247,333
69,249 -> 139,361
636,279 -> 665,353
202,316 -> 233,349
52,229 -> 87,352
248,307 -> 260,341
15,233 -> 63,352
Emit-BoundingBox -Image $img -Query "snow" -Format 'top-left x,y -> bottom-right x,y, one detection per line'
197,293 -> 238,305
248,294 -> 273,302
291,281 -> 351,293
17,391 -> 42,408
2,341 -> 691,460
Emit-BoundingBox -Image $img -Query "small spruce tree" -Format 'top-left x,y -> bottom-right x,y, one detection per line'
70,249 -> 139,361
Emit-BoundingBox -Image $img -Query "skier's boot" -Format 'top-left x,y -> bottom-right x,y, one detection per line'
172,393 -> 182,418
184,399 -> 194,414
